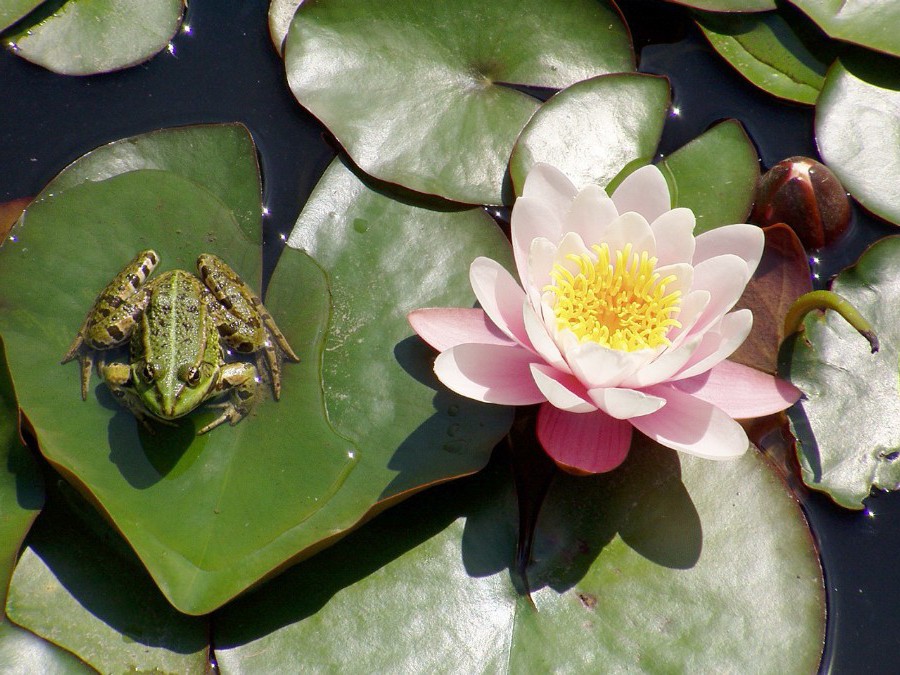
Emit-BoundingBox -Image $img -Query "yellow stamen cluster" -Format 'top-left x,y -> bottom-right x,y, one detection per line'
545,242 -> 682,351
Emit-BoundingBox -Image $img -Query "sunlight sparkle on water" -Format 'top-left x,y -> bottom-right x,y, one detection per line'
669,105 -> 681,117
167,43 -> 176,55
262,206 -> 271,216
182,24 -> 192,34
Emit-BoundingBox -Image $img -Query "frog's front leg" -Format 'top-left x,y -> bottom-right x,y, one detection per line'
198,362 -> 258,434
62,250 -> 159,399
97,357 -> 160,432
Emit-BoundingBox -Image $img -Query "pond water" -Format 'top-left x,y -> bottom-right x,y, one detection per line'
1,0 -> 898,670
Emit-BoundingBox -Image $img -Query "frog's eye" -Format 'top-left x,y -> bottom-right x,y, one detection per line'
185,366 -> 201,387
141,363 -> 156,382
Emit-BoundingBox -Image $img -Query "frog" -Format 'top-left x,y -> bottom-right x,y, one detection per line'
62,249 -> 299,433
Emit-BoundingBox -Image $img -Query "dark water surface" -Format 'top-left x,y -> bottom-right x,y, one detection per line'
1,1 -> 898,671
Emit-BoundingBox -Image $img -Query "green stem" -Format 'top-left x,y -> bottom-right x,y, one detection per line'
784,290 -> 879,353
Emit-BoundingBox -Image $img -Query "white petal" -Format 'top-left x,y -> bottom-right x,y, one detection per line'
587,387 -> 666,419
682,254 -> 751,339
654,262 -> 693,299
651,208 -> 696,267
598,211 -> 655,259
632,385 -> 750,460
523,300 -> 571,374
530,364 -> 597,413
525,237 -> 557,308
668,289 -> 710,347
469,257 -> 530,347
522,163 -> 578,214
564,184 -> 620,246
693,224 -> 764,277
512,197 -> 561,288
610,164 -> 671,223
673,309 -> 753,380
434,344 -> 544,405
564,339 -> 652,389
620,332 -> 704,388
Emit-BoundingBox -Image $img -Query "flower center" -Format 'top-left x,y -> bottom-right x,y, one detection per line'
545,242 -> 682,351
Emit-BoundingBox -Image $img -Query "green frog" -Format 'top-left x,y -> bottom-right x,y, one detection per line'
62,250 -> 299,433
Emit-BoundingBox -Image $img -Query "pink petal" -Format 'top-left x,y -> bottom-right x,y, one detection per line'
672,360 -> 801,418
587,387 -> 666,419
537,403 -> 633,474
674,309 -> 752,380
522,163 -> 578,215
683,254 -> 751,339
651,208 -> 696,267
610,164 -> 671,223
512,197 -> 562,288
530,364 -> 596,413
631,385 -> 749,460
693,224 -> 764,277
408,308 -> 516,352
469,257 -> 530,347
434,343 -> 545,405
564,184 -> 619,246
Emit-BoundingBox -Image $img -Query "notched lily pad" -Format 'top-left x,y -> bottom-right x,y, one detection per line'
214,439 -> 823,672
788,0 -> 900,57
3,0 -> 185,76
284,0 -> 634,204
509,73 -> 670,195
785,236 -> 900,509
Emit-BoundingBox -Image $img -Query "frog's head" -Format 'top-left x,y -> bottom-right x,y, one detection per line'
132,359 -> 218,419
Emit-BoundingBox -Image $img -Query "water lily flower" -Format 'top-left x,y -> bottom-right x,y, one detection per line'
409,163 -> 801,474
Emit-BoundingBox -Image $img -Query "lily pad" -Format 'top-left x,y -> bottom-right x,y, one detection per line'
284,0 -> 634,204
4,0 -> 185,76
659,119 -> 760,233
508,73 -> 670,195
664,0 -> 775,11
6,480 -> 208,673
788,0 -> 900,57
0,621 -> 93,674
816,60 -> 900,226
214,439 -> 823,672
0,0 -> 43,32
696,10 -> 830,105
785,236 -> 900,509
0,127 -> 512,615
0,341 -> 43,605
267,0 -> 302,55
286,157 -> 514,498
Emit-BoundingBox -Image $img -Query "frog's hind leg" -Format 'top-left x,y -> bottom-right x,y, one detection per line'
62,250 -> 159,399
197,254 -> 299,400
199,362 -> 258,434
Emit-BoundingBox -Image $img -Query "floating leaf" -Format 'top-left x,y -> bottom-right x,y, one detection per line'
215,439 -> 823,672
6,481 -> 207,673
284,0 -> 634,204
286,157 -> 514,497
659,119 -> 759,233
4,0 -> 185,76
732,224 -> 812,375
696,10 -> 830,105
788,0 -> 900,57
0,128 -> 511,615
664,0 -> 775,11
0,0 -> 42,33
816,60 -> 900,226
785,236 -> 900,509
0,621 -> 93,674
268,0 -> 302,55
0,340 -> 43,602
508,73 -> 670,195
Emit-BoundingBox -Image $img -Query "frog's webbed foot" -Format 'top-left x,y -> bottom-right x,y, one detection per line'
199,362 -> 258,434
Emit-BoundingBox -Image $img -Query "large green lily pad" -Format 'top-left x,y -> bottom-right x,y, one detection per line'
6,479 -> 208,673
785,236 -> 900,509
0,621 -> 93,674
788,0 -> 900,57
284,0 -> 634,204
286,157 -> 514,499
214,439 -> 823,671
0,126 -> 512,615
664,0 -> 775,10
508,73 -> 670,195
696,10 -> 830,105
0,0 -> 43,31
4,0 -> 185,75
816,60 -> 900,227
659,119 -> 759,233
